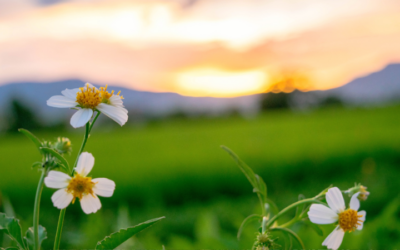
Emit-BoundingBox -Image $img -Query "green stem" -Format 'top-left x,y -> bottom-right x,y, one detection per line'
33,169 -> 46,250
265,198 -> 319,229
279,217 -> 297,228
257,193 -> 267,216
89,112 -> 100,132
261,216 -> 267,234
53,118 -> 96,250
53,208 -> 66,250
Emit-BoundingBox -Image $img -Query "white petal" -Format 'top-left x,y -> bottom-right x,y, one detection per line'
322,227 -> 345,250
93,178 -> 115,197
80,194 -> 101,214
44,171 -> 71,189
75,152 -> 94,176
97,103 -> 128,126
326,187 -> 345,214
308,204 -> 338,224
350,192 -> 360,211
51,189 -> 73,209
109,95 -> 124,108
357,210 -> 366,230
70,109 -> 93,128
47,95 -> 77,108
61,88 -> 80,99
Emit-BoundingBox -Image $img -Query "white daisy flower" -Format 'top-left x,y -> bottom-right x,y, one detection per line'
308,187 -> 366,250
47,83 -> 128,128
44,152 -> 116,214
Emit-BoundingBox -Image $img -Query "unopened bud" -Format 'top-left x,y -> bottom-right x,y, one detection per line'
256,232 -> 279,249
53,137 -> 72,155
257,233 -> 270,244
357,185 -> 370,201
344,183 -> 370,201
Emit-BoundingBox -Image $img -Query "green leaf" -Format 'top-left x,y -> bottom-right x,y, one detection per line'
237,214 -> 261,239
40,147 -> 69,172
0,213 -> 26,250
255,174 -> 267,204
18,129 -> 43,155
221,146 -> 267,199
95,216 -> 165,250
295,194 -> 306,218
305,220 -> 323,236
270,227 -> 305,250
266,198 -> 279,216
24,225 -> 47,250
31,162 -> 43,170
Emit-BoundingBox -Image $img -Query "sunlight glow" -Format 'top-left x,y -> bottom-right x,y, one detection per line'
0,0 -> 399,97
176,68 -> 268,97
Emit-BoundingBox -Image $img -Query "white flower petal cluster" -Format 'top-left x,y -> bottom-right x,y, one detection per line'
47,83 -> 128,128
308,187 -> 366,250
44,152 -> 115,214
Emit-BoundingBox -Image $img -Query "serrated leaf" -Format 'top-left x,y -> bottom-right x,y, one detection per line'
270,227 -> 305,250
0,213 -> 26,250
18,129 -> 43,155
237,214 -> 261,239
96,216 -> 165,250
24,225 -> 47,250
221,146 -> 267,199
40,147 -> 69,172
305,220 -> 323,236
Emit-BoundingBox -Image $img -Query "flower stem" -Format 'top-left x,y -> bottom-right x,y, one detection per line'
53,120 -> 95,250
257,193 -> 267,216
264,198 -> 319,229
53,208 -> 66,250
33,169 -> 46,250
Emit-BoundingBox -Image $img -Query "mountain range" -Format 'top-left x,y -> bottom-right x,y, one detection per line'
0,63 -> 399,124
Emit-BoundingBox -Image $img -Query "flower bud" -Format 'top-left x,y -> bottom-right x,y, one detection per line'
344,183 -> 370,201
53,137 -> 72,155
257,233 -> 270,244
255,232 -> 279,249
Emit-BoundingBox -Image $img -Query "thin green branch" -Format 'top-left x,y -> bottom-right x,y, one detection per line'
33,169 -> 46,250
54,119 -> 95,250
265,198 -> 319,229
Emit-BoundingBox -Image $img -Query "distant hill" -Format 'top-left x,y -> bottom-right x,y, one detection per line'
1,63 -> 399,125
290,63 -> 400,109
0,80 -> 259,124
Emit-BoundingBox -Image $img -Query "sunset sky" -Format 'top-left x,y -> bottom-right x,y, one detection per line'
1,0 -> 400,97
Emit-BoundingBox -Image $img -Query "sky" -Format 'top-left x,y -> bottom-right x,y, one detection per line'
0,0 -> 400,97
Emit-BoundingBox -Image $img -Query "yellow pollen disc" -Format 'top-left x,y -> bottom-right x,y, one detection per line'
76,84 -> 102,109
66,173 -> 96,203
99,85 -> 124,104
338,209 -> 363,232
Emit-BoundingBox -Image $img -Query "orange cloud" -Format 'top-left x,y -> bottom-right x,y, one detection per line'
0,0 -> 400,97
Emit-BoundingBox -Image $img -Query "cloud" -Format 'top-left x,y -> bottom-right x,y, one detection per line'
0,0 -> 400,97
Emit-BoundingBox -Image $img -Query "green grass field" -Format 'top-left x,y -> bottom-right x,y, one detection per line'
1,105 -> 400,249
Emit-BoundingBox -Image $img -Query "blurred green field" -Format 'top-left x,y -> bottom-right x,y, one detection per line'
1,105 -> 400,249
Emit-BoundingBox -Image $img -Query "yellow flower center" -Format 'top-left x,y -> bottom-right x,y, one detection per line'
75,84 -> 124,108
338,209 -> 363,232
76,85 -> 102,109
99,85 -> 124,104
66,173 -> 96,203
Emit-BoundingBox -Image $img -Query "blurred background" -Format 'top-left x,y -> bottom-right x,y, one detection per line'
1,0 -> 400,249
